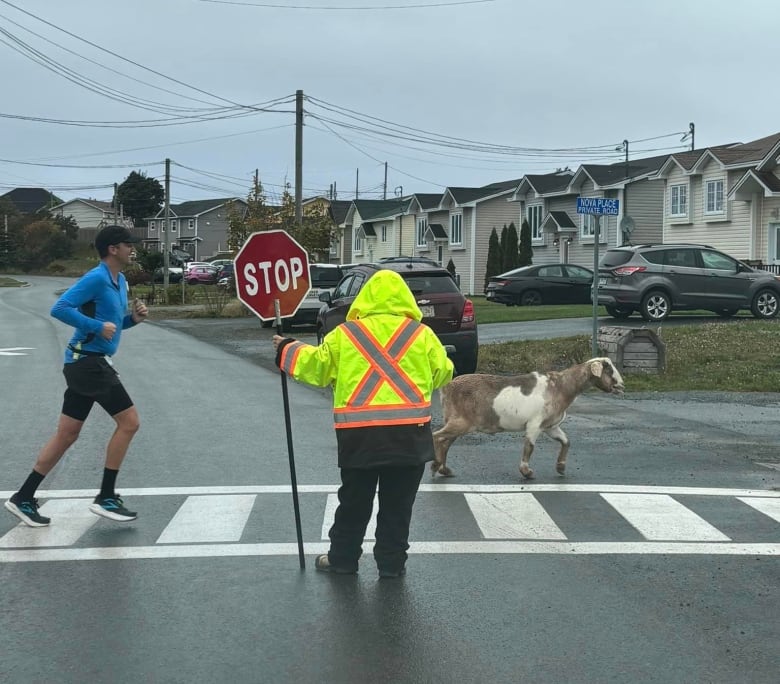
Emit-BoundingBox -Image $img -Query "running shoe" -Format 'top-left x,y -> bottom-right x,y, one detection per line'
89,494 -> 137,522
4,494 -> 51,527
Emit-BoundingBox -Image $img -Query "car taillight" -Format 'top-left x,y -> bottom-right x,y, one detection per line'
461,299 -> 475,327
612,266 -> 647,276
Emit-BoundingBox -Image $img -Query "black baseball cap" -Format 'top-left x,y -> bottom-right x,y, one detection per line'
95,225 -> 141,251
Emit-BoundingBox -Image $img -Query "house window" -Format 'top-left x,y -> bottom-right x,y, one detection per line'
705,179 -> 724,214
527,204 -> 543,240
670,184 -> 688,217
149,221 -> 155,231
450,213 -> 462,246
416,217 -> 427,247
188,219 -> 194,230
170,220 -> 178,232
380,224 -> 387,243
581,214 -> 598,238
353,230 -> 362,254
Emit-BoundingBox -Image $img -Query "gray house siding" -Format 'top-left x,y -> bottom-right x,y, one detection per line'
623,178 -> 664,246
471,195 -> 521,294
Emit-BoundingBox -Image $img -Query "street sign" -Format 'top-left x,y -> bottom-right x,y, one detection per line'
234,230 -> 311,321
576,197 -> 620,216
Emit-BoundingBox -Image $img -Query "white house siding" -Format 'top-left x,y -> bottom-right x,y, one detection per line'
566,180 -> 612,268
664,162 -> 752,259
623,178 -> 664,246
53,201 -> 117,242
470,194 -> 521,296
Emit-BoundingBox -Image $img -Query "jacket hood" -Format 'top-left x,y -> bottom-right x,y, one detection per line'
347,269 -> 422,322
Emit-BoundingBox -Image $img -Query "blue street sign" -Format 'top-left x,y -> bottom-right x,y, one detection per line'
576,197 -> 620,215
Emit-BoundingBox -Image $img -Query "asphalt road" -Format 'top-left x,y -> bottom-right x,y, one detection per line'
1,276 -> 778,683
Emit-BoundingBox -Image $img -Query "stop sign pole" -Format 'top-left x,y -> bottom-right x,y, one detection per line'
234,230 -> 311,570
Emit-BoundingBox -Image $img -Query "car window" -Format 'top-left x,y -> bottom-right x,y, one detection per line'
565,265 -> 592,279
402,273 -> 460,294
348,273 -> 367,296
310,266 -> 343,288
642,250 -> 665,265
600,250 -> 633,267
538,265 -> 564,277
701,249 -> 737,271
664,249 -> 698,268
332,275 -> 355,299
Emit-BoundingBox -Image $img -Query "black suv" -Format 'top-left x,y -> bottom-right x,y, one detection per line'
316,259 -> 478,374
597,243 -> 780,321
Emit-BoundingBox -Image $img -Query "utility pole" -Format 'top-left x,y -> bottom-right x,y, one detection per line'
355,168 -> 359,199
112,182 -> 119,224
383,161 -> 388,199
333,181 -> 337,200
688,122 -> 695,151
163,157 -> 171,289
295,89 -> 303,227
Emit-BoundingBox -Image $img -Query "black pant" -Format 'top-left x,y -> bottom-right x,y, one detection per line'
328,464 -> 425,573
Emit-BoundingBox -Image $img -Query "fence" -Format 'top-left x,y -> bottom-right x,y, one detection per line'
747,261 -> 780,274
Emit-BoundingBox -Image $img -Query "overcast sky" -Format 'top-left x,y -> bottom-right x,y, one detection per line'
1,0 -> 778,205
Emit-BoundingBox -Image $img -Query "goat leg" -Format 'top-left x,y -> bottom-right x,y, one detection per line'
432,432 -> 455,477
519,438 -> 535,479
545,425 -> 570,475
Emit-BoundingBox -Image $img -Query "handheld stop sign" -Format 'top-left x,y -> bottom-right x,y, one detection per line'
234,229 -> 310,569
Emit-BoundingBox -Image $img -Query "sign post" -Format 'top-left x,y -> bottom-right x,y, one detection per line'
576,198 -> 619,357
234,230 -> 311,570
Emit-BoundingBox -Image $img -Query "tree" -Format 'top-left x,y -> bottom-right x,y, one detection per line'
52,213 -> 79,240
278,190 -> 334,257
484,227 -> 502,292
501,222 -> 519,273
226,176 -> 275,252
518,219 -> 533,267
16,219 -> 73,271
116,170 -> 165,226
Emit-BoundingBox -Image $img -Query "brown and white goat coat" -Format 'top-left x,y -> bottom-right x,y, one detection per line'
432,357 -> 625,479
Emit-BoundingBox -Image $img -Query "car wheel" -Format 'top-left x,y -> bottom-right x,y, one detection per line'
605,305 -> 633,320
260,320 -> 273,329
187,278 -> 198,285
716,308 -> 739,318
750,289 -> 780,319
640,290 -> 671,321
520,290 -> 542,306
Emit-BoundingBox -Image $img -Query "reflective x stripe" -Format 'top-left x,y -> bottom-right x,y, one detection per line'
341,319 -> 424,406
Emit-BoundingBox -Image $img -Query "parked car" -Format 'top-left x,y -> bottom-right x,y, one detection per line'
186,265 -> 219,285
207,258 -> 234,271
152,266 -> 183,283
168,249 -> 193,267
260,263 -> 346,330
485,264 -> 595,306
316,258 -> 478,374
185,262 -> 218,274
597,243 -> 780,321
216,263 -> 235,289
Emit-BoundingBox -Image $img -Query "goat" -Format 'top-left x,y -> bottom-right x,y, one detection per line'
432,357 -> 625,480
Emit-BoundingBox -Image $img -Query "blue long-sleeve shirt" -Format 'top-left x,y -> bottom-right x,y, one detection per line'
52,261 -> 136,363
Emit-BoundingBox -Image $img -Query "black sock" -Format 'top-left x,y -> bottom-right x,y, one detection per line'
100,468 -> 119,498
17,470 -> 46,501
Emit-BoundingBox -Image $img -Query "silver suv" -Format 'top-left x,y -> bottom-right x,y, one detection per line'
597,243 -> 780,321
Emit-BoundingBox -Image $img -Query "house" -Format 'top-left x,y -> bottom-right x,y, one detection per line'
340,198 -> 412,264
145,197 -> 247,260
427,179 -> 523,295
49,198 -> 135,243
0,187 -> 58,214
652,132 -> 780,263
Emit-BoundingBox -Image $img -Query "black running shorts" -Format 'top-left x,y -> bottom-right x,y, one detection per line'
61,357 -> 134,421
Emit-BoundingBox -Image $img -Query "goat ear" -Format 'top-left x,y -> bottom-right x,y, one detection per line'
590,360 -> 604,378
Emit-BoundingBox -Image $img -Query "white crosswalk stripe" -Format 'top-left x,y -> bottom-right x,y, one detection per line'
157,495 -> 257,544
465,493 -> 566,539
738,496 -> 780,523
0,499 -> 96,548
601,493 -> 731,541
0,487 -> 778,562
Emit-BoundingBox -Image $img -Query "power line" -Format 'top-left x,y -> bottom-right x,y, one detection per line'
198,0 -> 497,9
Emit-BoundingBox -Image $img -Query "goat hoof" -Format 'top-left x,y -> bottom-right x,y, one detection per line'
556,463 -> 566,475
519,467 -> 534,480
437,465 -> 454,477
